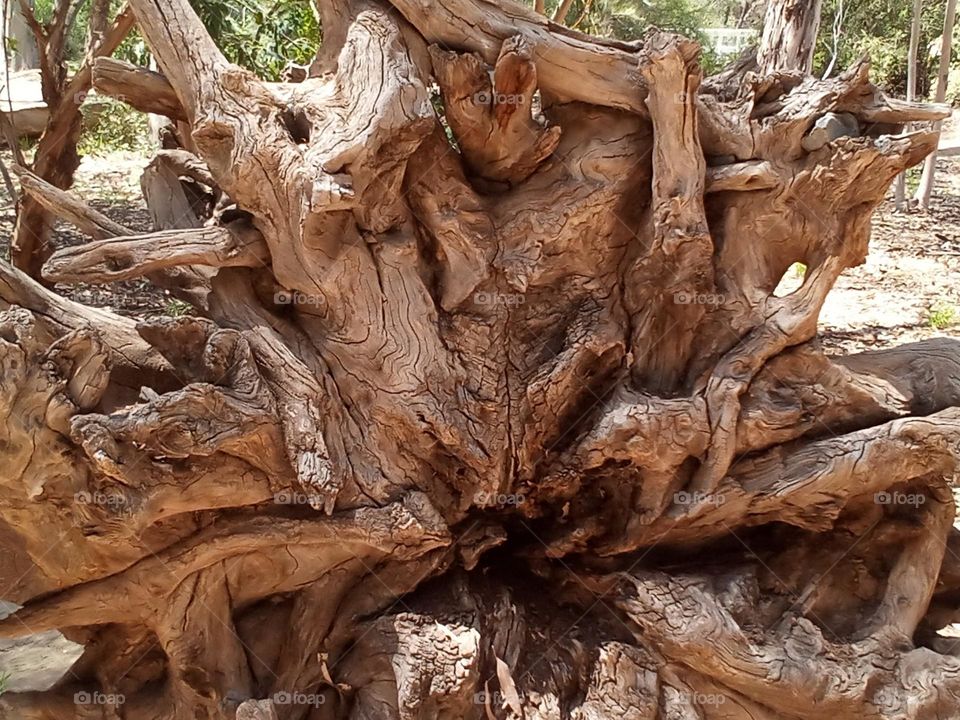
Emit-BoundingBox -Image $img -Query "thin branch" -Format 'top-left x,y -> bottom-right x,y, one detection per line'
820,0 -> 843,79
12,164 -> 132,238
551,0 -> 574,24
61,3 -> 136,105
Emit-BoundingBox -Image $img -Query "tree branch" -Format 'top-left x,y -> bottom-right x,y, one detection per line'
91,57 -> 187,120
12,165 -> 131,239
43,224 -> 269,283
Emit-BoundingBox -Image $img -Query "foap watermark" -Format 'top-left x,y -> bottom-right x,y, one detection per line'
74,691 -> 125,706
274,290 -> 323,307
473,91 -> 526,106
75,490 -> 129,510
674,491 -> 725,507
477,491 -> 526,508
474,690 -> 519,706
273,691 -> 326,708
872,685 -> 897,708
674,291 -> 725,306
684,692 -> 726,707
274,490 -> 325,507
473,291 -> 525,307
75,90 -> 131,105
875,491 -> 926,508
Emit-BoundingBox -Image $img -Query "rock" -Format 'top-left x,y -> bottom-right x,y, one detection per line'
706,154 -> 737,166
801,112 -> 860,152
0,600 -> 83,693
0,69 -> 48,140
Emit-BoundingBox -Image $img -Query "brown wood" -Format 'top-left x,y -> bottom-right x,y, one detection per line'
0,0 -> 957,718
91,57 -> 186,121
12,165 -> 131,239
43,224 -> 270,283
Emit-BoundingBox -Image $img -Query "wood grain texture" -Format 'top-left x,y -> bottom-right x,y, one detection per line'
0,0 -> 957,717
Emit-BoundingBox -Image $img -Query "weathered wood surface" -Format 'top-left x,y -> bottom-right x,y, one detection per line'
0,0 -> 956,718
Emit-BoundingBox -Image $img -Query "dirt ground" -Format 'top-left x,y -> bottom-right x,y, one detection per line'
820,174 -> 960,354
0,140 -> 957,693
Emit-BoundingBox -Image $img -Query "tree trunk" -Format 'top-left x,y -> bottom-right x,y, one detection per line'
0,0 -> 957,718
896,0 -> 923,210
9,3 -> 134,279
2,0 -> 40,72
756,0 -> 823,74
914,0 -> 957,208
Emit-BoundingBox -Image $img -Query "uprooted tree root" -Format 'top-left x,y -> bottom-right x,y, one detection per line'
0,0 -> 959,718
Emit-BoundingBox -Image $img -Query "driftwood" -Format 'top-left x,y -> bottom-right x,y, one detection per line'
0,0 -> 957,718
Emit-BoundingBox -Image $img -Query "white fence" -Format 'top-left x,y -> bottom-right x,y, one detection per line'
700,28 -> 757,57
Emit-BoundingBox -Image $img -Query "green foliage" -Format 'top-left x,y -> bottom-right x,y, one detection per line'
79,97 -> 152,155
28,0 -> 143,64
814,0 -> 953,96
18,135 -> 37,153
0,671 -> 9,695
544,0 -> 708,42
537,0 -> 734,71
164,298 -> 192,317
539,0 -> 956,98
585,0 -> 706,39
430,89 -> 460,151
30,0 -> 55,24
189,0 -> 319,80
904,164 -> 923,194
31,0 -> 317,79
114,28 -> 153,67
927,301 -> 958,329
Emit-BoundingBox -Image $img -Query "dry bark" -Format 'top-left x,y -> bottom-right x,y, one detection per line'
756,0 -> 823,74
0,0 -> 957,718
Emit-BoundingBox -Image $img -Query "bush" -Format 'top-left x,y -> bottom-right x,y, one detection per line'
78,97 -> 153,156
927,301 -> 958,329
948,64 -> 960,105
191,0 -> 319,80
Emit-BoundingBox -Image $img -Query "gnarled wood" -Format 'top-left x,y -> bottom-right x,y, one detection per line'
429,37 -> 561,185
0,0 -> 957,718
42,224 -> 269,283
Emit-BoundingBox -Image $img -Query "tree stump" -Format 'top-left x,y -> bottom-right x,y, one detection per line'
0,0 -> 958,718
